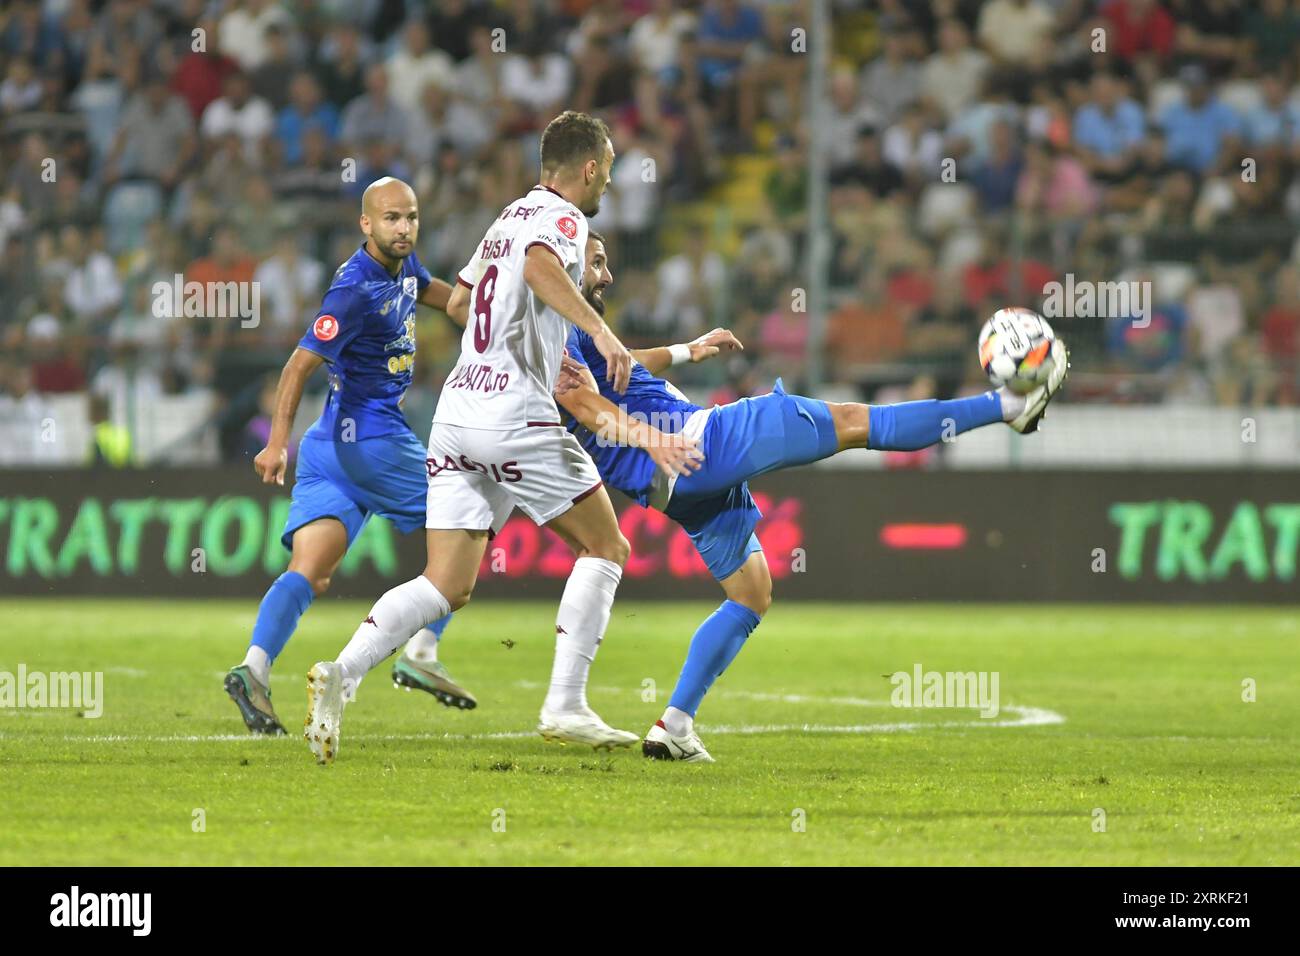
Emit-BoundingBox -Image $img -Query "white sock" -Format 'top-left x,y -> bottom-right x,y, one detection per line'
404,627 -> 439,663
997,387 -> 1027,421
661,705 -> 693,737
544,556 -> 623,714
337,577 -> 451,688
241,645 -> 271,687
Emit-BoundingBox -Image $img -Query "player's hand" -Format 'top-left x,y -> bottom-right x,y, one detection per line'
253,444 -> 288,486
592,325 -> 632,394
554,355 -> 588,397
688,328 -> 744,363
648,432 -> 705,479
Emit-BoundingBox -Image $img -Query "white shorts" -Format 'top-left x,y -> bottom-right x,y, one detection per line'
424,423 -> 603,535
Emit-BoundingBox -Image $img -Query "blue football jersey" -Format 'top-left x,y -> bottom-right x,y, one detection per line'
298,244 -> 432,441
563,327 -> 703,505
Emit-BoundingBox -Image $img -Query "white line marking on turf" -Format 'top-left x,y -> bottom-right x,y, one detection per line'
1,683 -> 1064,742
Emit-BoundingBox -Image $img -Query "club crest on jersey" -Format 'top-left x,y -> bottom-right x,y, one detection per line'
556,216 -> 578,240
403,276 -> 417,297
313,314 -> 339,341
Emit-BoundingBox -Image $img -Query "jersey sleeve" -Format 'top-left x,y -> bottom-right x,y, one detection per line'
527,207 -> 585,271
298,286 -> 364,364
564,326 -> 590,368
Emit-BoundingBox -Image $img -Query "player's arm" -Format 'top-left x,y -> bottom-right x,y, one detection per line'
253,347 -> 324,485
446,280 -> 470,328
523,244 -> 632,392
416,277 -> 454,313
554,357 -> 703,478
631,328 -> 745,376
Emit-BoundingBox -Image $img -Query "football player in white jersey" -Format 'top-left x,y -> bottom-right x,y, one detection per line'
304,111 -> 703,764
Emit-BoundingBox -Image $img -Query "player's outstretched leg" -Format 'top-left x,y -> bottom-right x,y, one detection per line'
226,519 -> 346,735
644,550 -> 770,764
392,614 -> 478,710
536,489 -> 638,750
831,340 -> 1071,452
305,529 -> 481,765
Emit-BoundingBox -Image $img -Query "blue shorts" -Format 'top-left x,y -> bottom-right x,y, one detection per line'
665,379 -> 837,580
282,431 -> 428,550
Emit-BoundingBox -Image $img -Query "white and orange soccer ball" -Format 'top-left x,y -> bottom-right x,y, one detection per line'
978,307 -> 1058,394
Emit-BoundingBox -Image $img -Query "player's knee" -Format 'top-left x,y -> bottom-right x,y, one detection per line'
594,533 -> 630,568
303,573 -> 332,596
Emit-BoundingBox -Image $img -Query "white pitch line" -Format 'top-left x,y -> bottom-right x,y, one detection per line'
0,685 -> 1064,742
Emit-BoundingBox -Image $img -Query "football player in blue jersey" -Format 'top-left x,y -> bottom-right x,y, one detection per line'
404,230 -> 1068,761
224,177 -> 476,734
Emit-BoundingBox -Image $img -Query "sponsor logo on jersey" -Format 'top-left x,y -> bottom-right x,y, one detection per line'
556,216 -> 578,240
313,314 -> 339,341
403,276 -> 417,297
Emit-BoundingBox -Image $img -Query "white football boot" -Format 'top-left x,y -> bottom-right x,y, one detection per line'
1008,338 -> 1071,434
537,705 -> 639,751
642,721 -> 715,763
304,661 -> 346,765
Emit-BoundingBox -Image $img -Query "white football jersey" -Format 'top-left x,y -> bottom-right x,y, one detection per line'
435,186 -> 588,429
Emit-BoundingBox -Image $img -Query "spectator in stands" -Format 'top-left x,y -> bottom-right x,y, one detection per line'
252,230 -> 325,345
1244,0 -> 1300,73
249,22 -> 297,111
217,0 -> 292,73
61,225 -> 123,329
102,69 -> 195,191
977,0 -> 1055,69
882,102 -> 944,186
386,19 -> 454,113
630,0 -> 695,82
695,0 -> 766,147
970,118 -> 1023,213
1098,0 -> 1176,63
339,64 -> 410,154
1073,70 -> 1146,183
27,313 -> 86,394
0,55 -> 43,115
1241,73 -> 1298,152
1158,64 -> 1242,176
200,70 -> 274,163
241,373 -> 297,465
833,126 -> 905,198
275,71 -> 339,166
171,14 -> 238,121
920,19 -> 989,122
653,229 -> 727,342
315,22 -> 366,108
860,28 -> 921,127
1263,264 -> 1300,403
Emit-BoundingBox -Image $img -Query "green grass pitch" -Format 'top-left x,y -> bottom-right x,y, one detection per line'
0,599 -> 1296,866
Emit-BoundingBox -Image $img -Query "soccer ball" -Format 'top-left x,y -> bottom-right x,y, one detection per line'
978,308 -> 1057,394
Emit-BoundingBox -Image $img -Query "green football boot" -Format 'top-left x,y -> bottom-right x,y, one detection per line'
224,665 -> 286,735
392,654 -> 478,710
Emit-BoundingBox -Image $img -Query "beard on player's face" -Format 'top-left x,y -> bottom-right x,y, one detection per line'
584,280 -> 607,316
374,231 -> 414,259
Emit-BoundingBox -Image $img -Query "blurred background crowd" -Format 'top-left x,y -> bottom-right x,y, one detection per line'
2,0 -> 1299,467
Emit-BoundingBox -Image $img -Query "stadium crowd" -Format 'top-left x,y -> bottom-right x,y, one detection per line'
1,0 -> 1299,466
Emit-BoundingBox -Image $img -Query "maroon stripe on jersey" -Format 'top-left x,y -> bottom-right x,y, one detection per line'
456,276 -> 473,289
525,240 -> 564,267
526,421 -> 563,427
572,481 -> 604,506
530,184 -> 568,200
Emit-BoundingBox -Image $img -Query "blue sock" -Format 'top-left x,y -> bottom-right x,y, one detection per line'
867,393 -> 1004,451
426,613 -> 453,640
250,571 -> 315,664
668,600 -> 762,717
